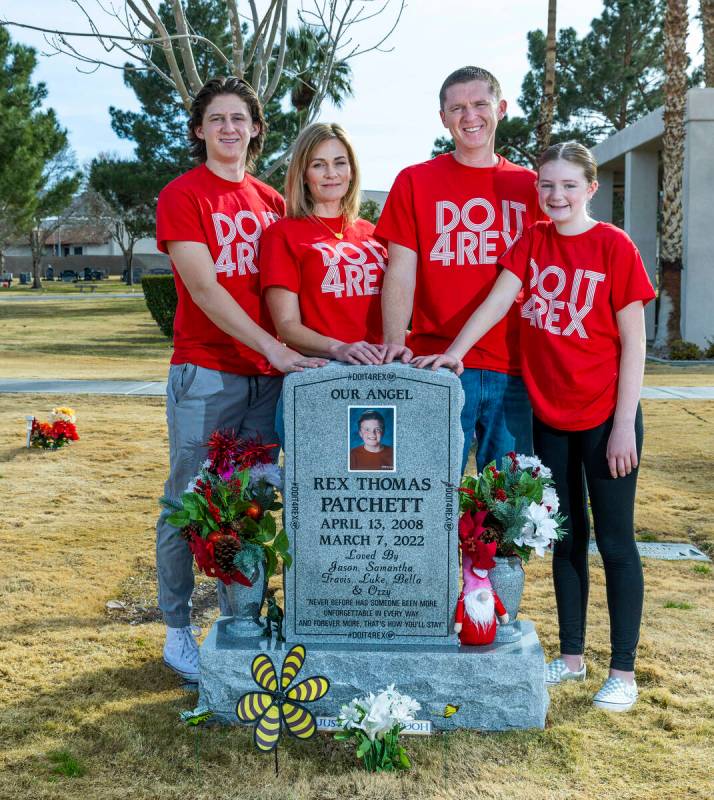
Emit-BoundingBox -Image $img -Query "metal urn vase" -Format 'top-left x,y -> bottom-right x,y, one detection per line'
488,556 -> 525,643
223,559 -> 267,638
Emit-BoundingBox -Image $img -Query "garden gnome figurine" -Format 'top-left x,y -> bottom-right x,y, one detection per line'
454,540 -> 509,646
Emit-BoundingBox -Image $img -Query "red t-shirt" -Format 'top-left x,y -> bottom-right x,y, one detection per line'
375,153 -> 542,374
499,221 -> 656,430
259,216 -> 387,343
156,164 -> 285,375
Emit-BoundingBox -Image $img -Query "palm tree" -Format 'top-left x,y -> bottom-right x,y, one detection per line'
657,0 -> 688,350
535,0 -> 558,153
701,1 -> 714,86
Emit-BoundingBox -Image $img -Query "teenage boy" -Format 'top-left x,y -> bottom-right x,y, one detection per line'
155,77 -> 324,682
377,66 -> 541,474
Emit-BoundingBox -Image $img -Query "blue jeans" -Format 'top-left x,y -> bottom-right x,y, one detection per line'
458,368 -> 533,475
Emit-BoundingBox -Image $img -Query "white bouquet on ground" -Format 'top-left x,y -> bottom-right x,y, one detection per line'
335,685 -> 420,772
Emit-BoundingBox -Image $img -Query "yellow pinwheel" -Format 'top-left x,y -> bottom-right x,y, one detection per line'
236,645 -> 330,756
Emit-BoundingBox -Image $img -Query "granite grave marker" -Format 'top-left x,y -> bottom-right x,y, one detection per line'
282,361 -> 462,645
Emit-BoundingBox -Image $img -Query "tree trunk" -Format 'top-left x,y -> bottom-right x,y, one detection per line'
536,0 -> 557,153
657,0 -> 688,351
702,0 -> 714,86
31,228 -> 43,289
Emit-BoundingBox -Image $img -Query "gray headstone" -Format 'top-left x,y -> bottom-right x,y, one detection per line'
282,362 -> 463,646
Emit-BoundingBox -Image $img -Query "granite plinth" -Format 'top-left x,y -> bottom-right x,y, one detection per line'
198,617 -> 549,731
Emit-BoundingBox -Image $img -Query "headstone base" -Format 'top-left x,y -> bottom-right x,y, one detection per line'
198,618 -> 549,731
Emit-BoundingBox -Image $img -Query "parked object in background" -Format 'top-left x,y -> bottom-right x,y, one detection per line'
60,269 -> 78,282
1,272 -> 13,287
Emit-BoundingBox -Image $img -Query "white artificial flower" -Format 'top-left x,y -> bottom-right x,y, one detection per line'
337,700 -> 363,729
527,502 -> 559,541
541,486 -> 560,514
249,462 -> 284,490
516,454 -> 553,478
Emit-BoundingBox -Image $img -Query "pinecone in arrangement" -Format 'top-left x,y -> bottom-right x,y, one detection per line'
180,523 -> 201,542
214,534 -> 241,572
229,518 -> 247,534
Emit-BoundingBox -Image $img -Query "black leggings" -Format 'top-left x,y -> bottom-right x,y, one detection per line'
533,406 -> 644,671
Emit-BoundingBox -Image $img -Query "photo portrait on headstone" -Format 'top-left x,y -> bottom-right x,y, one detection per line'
348,406 -> 396,472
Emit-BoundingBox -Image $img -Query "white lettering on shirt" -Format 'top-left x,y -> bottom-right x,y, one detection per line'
430,198 -> 527,266
315,239 -> 386,298
211,209 -> 277,278
520,258 -> 606,338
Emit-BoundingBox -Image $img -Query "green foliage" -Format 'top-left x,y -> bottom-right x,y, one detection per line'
47,749 -> 85,778
692,564 -> 710,575
89,157 -> 161,259
668,339 -> 704,360
663,600 -> 694,610
335,725 -> 412,772
359,198 -> 382,224
704,339 -> 714,359
110,0 -> 353,191
0,28 -> 77,248
141,275 -> 177,338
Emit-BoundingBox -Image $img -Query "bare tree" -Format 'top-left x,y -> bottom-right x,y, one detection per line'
535,0 -> 557,154
2,1 -> 405,177
701,0 -> 714,86
656,0 -> 688,351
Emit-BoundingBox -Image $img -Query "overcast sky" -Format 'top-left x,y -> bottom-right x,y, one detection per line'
1,0 -> 705,190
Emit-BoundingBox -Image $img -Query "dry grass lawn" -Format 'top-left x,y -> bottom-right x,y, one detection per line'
0,298 -> 170,380
1,392 -> 712,800
1,296 -> 714,384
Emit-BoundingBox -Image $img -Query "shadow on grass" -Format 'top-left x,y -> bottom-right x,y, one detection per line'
0,300 -> 148,321
5,337 -> 170,358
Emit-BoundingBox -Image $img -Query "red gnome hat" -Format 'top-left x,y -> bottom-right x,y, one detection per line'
472,539 -> 497,571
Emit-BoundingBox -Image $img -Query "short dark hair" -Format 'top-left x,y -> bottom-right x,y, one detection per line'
357,410 -> 385,431
439,66 -> 502,109
188,76 -> 266,170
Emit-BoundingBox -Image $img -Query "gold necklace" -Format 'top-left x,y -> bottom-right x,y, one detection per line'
311,213 -> 345,240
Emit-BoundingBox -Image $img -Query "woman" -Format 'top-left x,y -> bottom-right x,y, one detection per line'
260,123 -> 388,365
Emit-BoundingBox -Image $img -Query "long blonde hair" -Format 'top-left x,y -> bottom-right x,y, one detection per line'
285,123 -> 362,224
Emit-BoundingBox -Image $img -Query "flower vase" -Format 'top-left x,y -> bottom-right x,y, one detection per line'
223,558 -> 267,639
488,556 -> 525,643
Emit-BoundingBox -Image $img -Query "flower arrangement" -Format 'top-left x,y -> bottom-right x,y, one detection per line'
161,431 -> 291,586
28,407 -> 80,449
459,452 -> 566,562
335,685 -> 421,772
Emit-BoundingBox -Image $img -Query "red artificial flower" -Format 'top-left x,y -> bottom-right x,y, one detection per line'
494,488 -> 507,502
488,465 -> 499,477
207,429 -> 242,478
458,509 -> 489,554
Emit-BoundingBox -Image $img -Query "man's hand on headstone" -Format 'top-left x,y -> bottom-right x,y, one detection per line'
381,344 -> 413,364
411,353 -> 464,375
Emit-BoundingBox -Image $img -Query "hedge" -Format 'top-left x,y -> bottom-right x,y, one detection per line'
142,274 -> 177,339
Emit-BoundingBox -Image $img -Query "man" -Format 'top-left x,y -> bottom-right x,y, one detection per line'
155,77 -> 324,682
377,66 -> 540,473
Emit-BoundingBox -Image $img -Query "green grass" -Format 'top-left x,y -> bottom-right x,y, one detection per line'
1,277 -> 142,294
663,600 -> 694,610
692,564 -> 711,575
47,750 -> 86,778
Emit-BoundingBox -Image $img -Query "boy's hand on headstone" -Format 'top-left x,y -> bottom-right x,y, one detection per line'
268,345 -> 327,373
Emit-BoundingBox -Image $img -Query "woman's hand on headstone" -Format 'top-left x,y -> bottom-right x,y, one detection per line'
410,353 -> 464,375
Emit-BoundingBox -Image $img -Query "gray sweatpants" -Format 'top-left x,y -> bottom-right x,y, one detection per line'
157,363 -> 282,627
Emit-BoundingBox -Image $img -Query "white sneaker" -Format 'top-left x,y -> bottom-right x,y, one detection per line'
163,625 -> 201,682
593,676 -> 638,712
545,657 -> 586,685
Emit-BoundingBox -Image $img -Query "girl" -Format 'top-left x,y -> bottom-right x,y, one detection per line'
413,142 -> 655,712
260,122 -> 388,365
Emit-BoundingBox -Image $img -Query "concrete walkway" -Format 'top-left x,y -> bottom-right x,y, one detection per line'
0,292 -> 140,301
1,378 -> 714,399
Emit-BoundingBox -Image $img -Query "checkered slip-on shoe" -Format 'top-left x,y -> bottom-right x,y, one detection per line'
545,657 -> 586,686
592,676 -> 638,712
